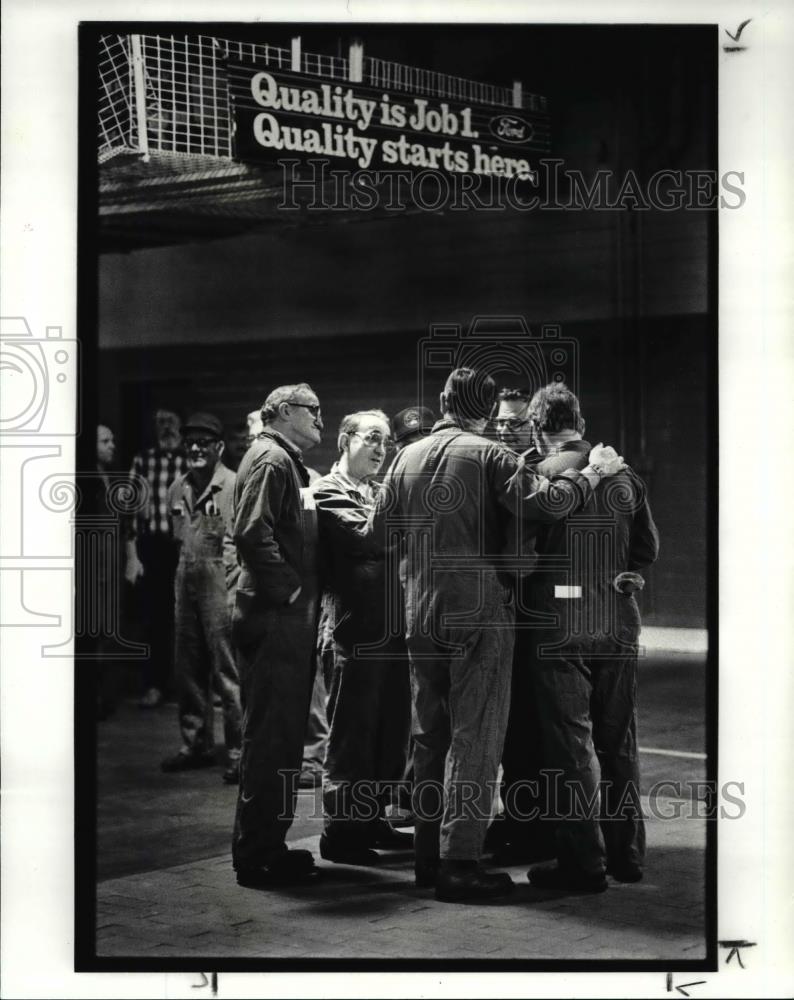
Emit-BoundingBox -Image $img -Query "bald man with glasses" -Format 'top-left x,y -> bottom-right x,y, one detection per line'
312,410 -> 412,865
230,383 -> 325,887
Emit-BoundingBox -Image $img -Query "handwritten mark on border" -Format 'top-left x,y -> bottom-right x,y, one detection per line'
192,972 -> 219,996
719,939 -> 757,968
723,19 -> 751,51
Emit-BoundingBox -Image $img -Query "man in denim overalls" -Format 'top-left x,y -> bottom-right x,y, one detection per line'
160,412 -> 242,784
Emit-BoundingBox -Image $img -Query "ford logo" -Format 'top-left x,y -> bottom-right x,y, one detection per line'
490,114 -> 533,144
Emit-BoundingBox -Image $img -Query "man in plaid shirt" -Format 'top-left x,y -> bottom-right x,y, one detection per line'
125,409 -> 185,707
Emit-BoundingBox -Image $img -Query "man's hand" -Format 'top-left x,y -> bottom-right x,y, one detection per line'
613,571 -> 645,595
587,443 -> 627,477
124,554 -> 145,585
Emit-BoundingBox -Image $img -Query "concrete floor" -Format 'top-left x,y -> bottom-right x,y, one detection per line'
94,650 -> 709,961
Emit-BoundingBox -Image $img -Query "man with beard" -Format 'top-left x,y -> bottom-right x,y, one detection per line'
125,408 -> 185,707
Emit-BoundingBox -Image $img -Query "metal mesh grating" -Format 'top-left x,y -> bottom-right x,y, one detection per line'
98,34 -> 133,161
98,33 -> 548,162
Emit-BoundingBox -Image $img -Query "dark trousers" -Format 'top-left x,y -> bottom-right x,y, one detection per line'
231,596 -> 318,869
136,534 -> 179,696
323,639 -> 411,846
531,640 -> 645,875
498,619 -> 558,854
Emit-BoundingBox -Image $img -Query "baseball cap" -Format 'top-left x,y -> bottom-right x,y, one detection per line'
392,406 -> 435,443
183,412 -> 224,439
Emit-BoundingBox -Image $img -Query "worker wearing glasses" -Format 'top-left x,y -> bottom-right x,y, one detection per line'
494,387 -> 538,458
161,412 -> 242,784
312,410 -> 412,865
230,383 -> 325,887
487,388 -> 558,868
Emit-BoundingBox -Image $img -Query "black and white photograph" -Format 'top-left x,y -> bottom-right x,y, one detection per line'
1,1 -> 792,996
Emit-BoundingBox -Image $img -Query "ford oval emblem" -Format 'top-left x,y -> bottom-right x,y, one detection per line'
490,114 -> 534,144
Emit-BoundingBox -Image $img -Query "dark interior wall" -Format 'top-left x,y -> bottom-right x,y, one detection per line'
95,24 -> 714,630
98,315 -> 709,629
99,209 -> 709,348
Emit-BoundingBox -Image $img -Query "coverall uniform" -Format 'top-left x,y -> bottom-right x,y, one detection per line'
371,418 -> 596,866
230,430 -> 320,871
313,464 -> 411,849
526,440 -> 660,878
496,447 -> 557,860
168,463 -> 242,763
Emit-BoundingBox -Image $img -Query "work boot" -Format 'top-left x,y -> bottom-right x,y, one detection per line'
319,833 -> 380,867
414,857 -> 440,887
528,862 -> 608,893
434,860 -> 514,903
236,848 -> 317,887
607,862 -> 643,883
372,820 -> 413,851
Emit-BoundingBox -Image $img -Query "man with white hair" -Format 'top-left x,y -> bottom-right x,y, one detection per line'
230,383 -> 324,887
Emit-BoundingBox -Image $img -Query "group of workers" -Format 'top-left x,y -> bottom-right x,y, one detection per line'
107,365 -> 659,904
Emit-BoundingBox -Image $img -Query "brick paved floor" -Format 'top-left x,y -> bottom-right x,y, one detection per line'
97,799 -> 707,961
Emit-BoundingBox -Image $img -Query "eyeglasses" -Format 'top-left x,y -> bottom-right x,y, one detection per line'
186,437 -> 219,450
494,417 -> 532,432
352,430 -> 393,449
287,401 -> 322,418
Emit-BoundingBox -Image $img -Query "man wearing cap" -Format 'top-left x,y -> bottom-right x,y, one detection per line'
231,383 -> 324,887
160,413 -> 242,784
371,367 -> 626,902
392,406 -> 435,451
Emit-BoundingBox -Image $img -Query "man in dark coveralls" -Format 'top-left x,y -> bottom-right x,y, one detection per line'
489,387 -> 558,864
230,383 -> 324,887
523,383 -> 660,892
371,367 -> 627,902
313,409 -> 412,865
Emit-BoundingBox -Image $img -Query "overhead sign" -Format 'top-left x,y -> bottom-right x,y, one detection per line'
228,63 -> 550,180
